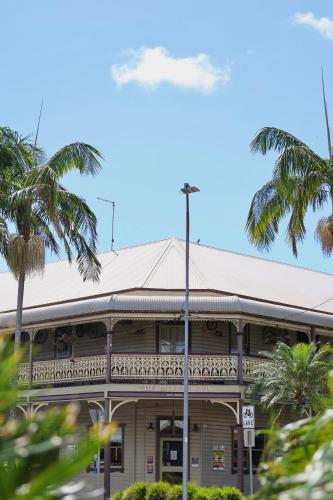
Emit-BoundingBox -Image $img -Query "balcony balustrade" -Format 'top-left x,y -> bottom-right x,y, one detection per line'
18,353 -> 265,387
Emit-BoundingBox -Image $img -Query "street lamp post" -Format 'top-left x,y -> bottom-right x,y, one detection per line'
180,183 -> 199,500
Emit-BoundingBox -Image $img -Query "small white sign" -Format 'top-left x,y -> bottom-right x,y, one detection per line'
242,405 -> 255,429
170,450 -> 177,461
244,429 -> 255,447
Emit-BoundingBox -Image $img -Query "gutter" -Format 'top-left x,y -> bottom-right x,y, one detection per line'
0,295 -> 333,330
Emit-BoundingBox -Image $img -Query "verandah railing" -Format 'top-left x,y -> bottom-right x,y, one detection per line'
18,353 -> 265,386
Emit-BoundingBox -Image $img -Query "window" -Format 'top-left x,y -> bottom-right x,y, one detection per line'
231,427 -> 265,473
158,324 -> 185,353
54,326 -> 72,359
229,324 -> 250,355
159,417 -> 183,436
100,425 -> 124,471
231,427 -> 248,473
252,432 -> 265,470
296,332 -> 309,344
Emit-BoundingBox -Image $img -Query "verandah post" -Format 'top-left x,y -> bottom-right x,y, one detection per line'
236,320 -> 246,493
104,319 -> 113,500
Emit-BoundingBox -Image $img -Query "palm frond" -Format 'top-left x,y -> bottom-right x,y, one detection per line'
273,143 -> 325,182
70,230 -> 101,282
47,143 -> 103,177
247,342 -> 332,419
246,179 -> 289,251
251,127 -> 314,155
0,216 -> 8,256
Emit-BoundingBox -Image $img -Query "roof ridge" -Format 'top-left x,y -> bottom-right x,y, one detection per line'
172,239 -> 209,289
141,239 -> 175,287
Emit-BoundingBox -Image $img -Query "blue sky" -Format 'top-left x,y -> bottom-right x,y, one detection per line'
1,1 -> 333,275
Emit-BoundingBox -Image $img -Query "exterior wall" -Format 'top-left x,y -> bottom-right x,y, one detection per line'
32,320 -> 314,363
69,399 -> 281,496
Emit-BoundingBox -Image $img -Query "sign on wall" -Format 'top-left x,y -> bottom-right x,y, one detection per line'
212,445 -> 225,471
242,406 -> 255,429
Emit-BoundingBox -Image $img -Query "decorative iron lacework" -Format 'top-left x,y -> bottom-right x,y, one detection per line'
18,354 -> 264,386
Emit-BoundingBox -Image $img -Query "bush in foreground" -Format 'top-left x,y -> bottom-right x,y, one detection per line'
113,482 -> 243,500
122,481 -> 148,500
0,337 -> 113,500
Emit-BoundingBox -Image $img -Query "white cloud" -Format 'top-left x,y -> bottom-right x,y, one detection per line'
293,11 -> 333,40
111,47 -> 231,93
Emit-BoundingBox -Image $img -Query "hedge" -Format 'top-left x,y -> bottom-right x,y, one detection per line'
112,482 -> 243,500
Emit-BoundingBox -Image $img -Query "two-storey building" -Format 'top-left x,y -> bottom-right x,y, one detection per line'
1,238 -> 333,497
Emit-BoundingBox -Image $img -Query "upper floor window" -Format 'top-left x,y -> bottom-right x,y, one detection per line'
229,324 -> 250,355
296,332 -> 309,344
158,324 -> 185,353
54,326 -> 73,359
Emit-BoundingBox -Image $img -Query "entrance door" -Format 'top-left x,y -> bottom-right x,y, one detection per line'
160,438 -> 183,484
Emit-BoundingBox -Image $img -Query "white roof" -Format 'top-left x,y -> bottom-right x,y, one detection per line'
1,238 -> 333,317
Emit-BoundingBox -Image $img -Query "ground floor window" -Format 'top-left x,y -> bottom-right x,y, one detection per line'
231,427 -> 265,473
99,425 -> 125,472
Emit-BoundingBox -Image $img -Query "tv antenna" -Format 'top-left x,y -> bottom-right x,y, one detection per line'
97,197 -> 116,251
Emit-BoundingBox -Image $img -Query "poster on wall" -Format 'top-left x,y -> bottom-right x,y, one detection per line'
212,445 -> 225,470
146,455 -> 154,464
191,457 -> 199,468
147,464 -> 154,474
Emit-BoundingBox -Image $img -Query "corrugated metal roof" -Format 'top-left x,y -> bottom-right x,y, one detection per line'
1,237 -> 333,316
1,295 -> 333,330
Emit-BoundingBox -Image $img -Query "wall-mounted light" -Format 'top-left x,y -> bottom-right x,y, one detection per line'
147,422 -> 154,432
192,423 -> 200,432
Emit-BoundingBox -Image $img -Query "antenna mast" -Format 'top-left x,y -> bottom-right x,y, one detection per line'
321,67 -> 332,159
97,197 -> 116,251
32,100 -> 44,166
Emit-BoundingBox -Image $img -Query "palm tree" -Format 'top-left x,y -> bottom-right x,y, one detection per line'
0,127 -> 103,353
246,72 -> 333,257
248,342 -> 332,419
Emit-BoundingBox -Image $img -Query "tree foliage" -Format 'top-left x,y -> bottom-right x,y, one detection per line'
246,126 -> 333,257
0,126 -> 103,283
255,376 -> 333,499
247,342 -> 333,419
0,336 -> 113,499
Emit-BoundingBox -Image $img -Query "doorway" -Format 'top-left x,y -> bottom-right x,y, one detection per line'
160,437 -> 183,484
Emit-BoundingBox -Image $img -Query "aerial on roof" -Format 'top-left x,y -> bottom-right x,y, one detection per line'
1,237 -> 333,314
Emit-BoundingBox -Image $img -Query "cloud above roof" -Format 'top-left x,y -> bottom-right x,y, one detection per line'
293,12 -> 333,40
111,47 -> 231,93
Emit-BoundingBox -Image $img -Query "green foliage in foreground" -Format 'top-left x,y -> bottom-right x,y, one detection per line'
255,375 -> 333,499
113,482 -> 243,500
247,342 -> 333,419
0,337 -> 113,499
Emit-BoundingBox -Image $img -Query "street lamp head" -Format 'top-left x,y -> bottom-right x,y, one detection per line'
181,183 -> 200,194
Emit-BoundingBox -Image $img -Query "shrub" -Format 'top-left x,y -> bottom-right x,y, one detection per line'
167,484 -> 182,500
111,482 -> 243,500
219,486 -> 243,500
167,483 -> 204,499
193,486 -> 243,500
122,481 -> 148,500
146,481 -> 170,500
188,483 -> 199,499
112,492 -> 124,500
207,487 -> 225,500
193,486 -> 211,500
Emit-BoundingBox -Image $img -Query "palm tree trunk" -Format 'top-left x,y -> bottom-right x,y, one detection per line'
10,271 -> 25,420
14,270 -> 25,354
